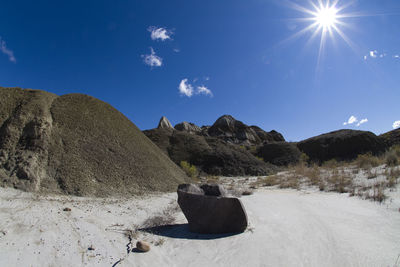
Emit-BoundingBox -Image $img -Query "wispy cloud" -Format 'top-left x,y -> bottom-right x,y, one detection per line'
179,79 -> 194,97
356,118 -> 368,127
141,47 -> 162,67
178,79 -> 213,98
394,55 -> 400,59
393,120 -> 400,129
0,37 -> 16,63
148,26 -> 173,41
343,115 -> 357,126
197,86 -> 213,97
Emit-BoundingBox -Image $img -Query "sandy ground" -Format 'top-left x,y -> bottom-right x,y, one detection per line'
1,186 -> 400,267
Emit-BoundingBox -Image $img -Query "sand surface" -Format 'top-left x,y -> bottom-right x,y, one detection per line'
1,186 -> 399,267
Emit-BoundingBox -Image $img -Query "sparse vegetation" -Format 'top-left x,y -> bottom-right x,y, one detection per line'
180,161 -> 198,178
245,147 -> 400,203
355,153 -> 381,169
385,151 -> 398,166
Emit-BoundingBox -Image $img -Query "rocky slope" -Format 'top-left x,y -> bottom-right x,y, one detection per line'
143,116 -> 279,176
0,87 -> 189,196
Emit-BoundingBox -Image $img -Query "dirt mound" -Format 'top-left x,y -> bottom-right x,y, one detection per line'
0,87 -> 188,196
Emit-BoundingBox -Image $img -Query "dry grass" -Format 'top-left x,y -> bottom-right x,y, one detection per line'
354,153 -> 382,169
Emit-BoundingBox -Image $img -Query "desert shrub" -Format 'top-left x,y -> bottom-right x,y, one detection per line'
386,168 -> 400,188
391,145 -> 400,158
279,173 -> 300,189
180,161 -> 198,178
322,159 -> 338,169
368,184 -> 387,203
299,153 -> 309,165
327,172 -> 352,193
354,153 -> 380,169
385,151 -> 399,167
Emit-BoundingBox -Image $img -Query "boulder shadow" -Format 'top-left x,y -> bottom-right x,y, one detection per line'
139,223 -> 242,240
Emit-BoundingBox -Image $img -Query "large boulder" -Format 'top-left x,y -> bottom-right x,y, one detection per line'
297,129 -> 386,163
257,142 -> 301,166
177,184 -> 248,234
0,87 -> 189,196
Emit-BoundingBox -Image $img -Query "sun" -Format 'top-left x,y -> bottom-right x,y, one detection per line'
281,0 -> 359,72
315,6 -> 338,30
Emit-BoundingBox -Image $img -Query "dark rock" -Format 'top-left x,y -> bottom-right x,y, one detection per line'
63,207 -> 71,211
174,121 -> 201,134
200,184 -> 227,197
257,142 -> 302,166
157,116 -> 173,130
297,129 -> 386,163
177,184 -> 248,234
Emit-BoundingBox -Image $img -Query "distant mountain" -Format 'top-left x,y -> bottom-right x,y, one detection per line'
0,87 -> 189,196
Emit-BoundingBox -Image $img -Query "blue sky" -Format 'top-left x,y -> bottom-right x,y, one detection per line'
1,0 -> 399,141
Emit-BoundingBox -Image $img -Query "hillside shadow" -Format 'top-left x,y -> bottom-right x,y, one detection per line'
139,223 -> 241,240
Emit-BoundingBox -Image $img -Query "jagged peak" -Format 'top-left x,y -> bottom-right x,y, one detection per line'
157,116 -> 173,129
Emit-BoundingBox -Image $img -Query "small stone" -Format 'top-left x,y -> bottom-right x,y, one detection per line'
63,207 -> 71,212
88,245 -> 95,251
136,241 -> 150,252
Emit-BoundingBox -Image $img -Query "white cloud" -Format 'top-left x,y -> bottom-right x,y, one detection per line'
148,26 -> 173,41
173,48 -> 180,53
393,120 -> 400,129
356,118 -> 368,127
197,86 -> 213,97
363,55 -> 367,60
344,115 -> 358,125
394,55 -> 400,59
142,47 -> 162,67
0,37 -> 16,63
179,79 -> 193,97
369,50 -> 377,58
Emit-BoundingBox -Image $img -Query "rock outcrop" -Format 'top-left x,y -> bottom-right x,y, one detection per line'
174,121 -> 201,134
0,87 -> 189,196
177,184 -> 248,234
207,115 -> 284,145
157,116 -> 173,130
297,129 -> 386,163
